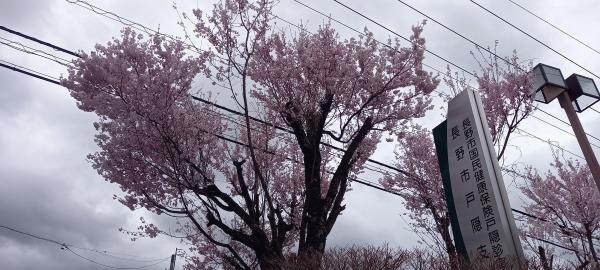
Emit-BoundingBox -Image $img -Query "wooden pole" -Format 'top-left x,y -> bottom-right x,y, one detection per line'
169,248 -> 179,270
557,91 -> 600,194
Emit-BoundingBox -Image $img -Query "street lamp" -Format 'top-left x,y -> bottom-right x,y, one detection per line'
531,63 -> 567,103
530,63 -> 600,194
565,74 -> 600,112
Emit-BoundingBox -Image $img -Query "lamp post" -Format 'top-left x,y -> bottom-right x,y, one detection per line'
531,63 -> 600,194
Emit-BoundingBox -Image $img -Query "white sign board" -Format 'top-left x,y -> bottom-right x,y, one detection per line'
446,90 -> 525,266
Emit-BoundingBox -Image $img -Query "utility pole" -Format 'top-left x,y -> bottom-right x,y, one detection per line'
557,91 -> 600,192
530,63 -> 600,195
169,248 -> 180,270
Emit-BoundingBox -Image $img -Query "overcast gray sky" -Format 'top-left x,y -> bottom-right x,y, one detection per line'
2,0 -> 600,269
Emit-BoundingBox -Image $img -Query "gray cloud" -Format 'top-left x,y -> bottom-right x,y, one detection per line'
2,0 -> 600,269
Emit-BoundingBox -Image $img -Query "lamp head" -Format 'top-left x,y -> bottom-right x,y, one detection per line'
565,73 -> 600,112
530,63 -> 567,103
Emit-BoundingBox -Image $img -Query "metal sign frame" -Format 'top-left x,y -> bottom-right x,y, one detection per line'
433,90 -> 525,266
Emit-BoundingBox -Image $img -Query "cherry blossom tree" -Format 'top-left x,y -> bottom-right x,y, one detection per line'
62,0 -> 439,268
381,48 -> 533,269
380,126 -> 456,266
520,151 -> 600,268
250,22 -> 438,257
446,44 -> 535,161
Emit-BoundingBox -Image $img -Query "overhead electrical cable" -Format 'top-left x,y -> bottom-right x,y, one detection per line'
529,114 -> 600,150
64,247 -> 170,270
506,0 -> 600,56
0,225 -> 171,269
321,0 -> 600,146
61,0 -> 600,144
0,60 -> 62,84
69,246 -> 171,263
3,15 -> 598,251
3,59 -> 594,253
469,0 -> 600,80
289,0 -> 452,79
327,0 -> 474,77
536,108 -> 600,143
64,0 -> 208,58
0,36 -> 72,66
392,0 -> 518,71
0,59 -> 397,199
0,25 -> 80,57
516,128 -> 584,159
1,8 -> 589,193
292,0 -> 600,147
0,20 -> 587,220
64,0 -> 177,42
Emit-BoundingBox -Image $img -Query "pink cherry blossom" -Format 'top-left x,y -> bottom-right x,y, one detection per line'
61,0 -> 439,268
520,152 -> 600,267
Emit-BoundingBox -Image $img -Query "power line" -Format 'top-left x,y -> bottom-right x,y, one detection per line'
469,0 -> 600,81
523,233 -> 580,253
65,0 -> 152,35
529,114 -> 600,150
473,0 -> 600,117
311,0 -> 600,147
0,25 -> 80,57
8,0 -> 600,257
192,95 -> 418,179
64,247 -> 170,270
61,0 -> 600,161
506,0 -> 600,56
0,58 -> 467,201
0,224 -> 66,246
1,57 -> 588,255
516,127 -> 584,160
328,0 -> 475,77
0,36 -> 72,67
0,225 -> 171,269
391,0 -> 518,71
536,107 -> 600,144
196,94 -> 398,182
0,225 -> 170,262
290,0 -> 600,154
70,246 -> 171,263
0,1 -> 579,200
0,60 -> 62,84
294,0 -> 600,148
0,59 -> 568,238
64,0 -> 600,149
64,0 -> 165,39
290,0 -> 450,80
0,12 -> 575,215
0,59 -> 396,199
204,86 -> 600,247
349,0 -> 600,125
4,0 -> 468,182
64,0 -> 207,57
3,21 -> 595,254
283,1 -> 451,101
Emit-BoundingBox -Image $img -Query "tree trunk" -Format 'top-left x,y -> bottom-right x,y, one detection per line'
585,228 -> 599,264
538,246 -> 552,270
440,223 -> 459,270
298,216 -> 328,268
575,261 -> 589,270
297,133 -> 328,266
257,249 -> 284,270
258,258 -> 279,270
